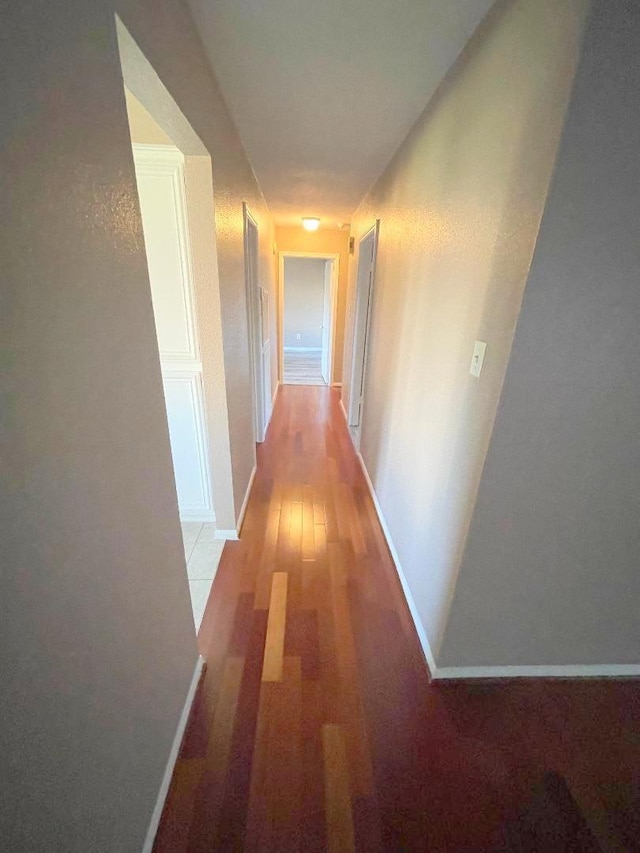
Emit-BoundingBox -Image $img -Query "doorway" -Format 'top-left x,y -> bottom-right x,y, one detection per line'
117,17 -> 236,632
348,222 -> 380,435
279,253 -> 339,386
132,142 -> 214,524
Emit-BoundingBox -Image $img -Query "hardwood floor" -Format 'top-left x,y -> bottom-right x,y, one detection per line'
154,386 -> 640,852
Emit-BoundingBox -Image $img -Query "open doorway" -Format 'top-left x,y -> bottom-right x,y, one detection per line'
117,19 -> 234,631
279,253 -> 339,386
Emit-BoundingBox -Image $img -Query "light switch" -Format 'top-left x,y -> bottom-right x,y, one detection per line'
470,341 -> 487,378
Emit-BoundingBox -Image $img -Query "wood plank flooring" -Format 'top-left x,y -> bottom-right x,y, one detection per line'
154,386 -> 640,852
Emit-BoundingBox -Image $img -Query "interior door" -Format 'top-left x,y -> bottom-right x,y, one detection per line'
348,224 -> 379,426
244,207 -> 268,441
260,287 -> 272,431
320,260 -> 332,384
133,144 -> 214,522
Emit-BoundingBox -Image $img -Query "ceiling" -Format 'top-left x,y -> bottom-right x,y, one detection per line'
187,0 -> 495,229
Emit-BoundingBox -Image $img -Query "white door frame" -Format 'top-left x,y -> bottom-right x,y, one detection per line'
243,203 -> 265,442
348,221 -> 380,428
133,143 -> 215,522
278,251 -> 340,385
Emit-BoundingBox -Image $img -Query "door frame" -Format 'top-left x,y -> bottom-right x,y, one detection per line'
243,203 -> 265,443
348,220 -> 380,429
278,251 -> 340,385
133,142 -> 215,523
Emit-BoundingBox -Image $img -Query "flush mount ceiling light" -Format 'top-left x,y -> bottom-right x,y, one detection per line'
302,217 -> 320,232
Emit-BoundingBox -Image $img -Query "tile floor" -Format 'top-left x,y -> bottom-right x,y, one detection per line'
180,522 -> 225,632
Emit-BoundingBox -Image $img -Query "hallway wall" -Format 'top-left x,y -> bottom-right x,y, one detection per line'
440,0 -> 640,670
0,0 -> 273,849
342,0 -> 589,667
276,226 -> 350,385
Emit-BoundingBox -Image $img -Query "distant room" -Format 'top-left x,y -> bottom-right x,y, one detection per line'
282,256 -> 334,386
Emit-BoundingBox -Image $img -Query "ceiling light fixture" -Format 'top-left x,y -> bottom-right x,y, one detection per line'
302,217 -> 320,232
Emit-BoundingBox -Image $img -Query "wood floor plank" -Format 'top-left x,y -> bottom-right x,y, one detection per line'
290,499 -> 303,555
313,488 -> 326,526
214,609 -> 268,851
322,723 -> 356,853
185,656 -> 245,851
246,657 -> 302,852
300,678 -> 328,853
254,507 -> 281,610
262,571 -> 288,682
328,542 -> 375,798
152,758 -> 205,852
302,485 -> 315,560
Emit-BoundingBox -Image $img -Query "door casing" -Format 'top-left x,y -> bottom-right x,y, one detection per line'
278,251 -> 340,386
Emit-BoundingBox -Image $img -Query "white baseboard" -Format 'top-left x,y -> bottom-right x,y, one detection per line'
236,464 -> 257,535
180,510 -> 215,524
355,451 -> 438,677
433,663 -> 640,680
351,426 -> 640,680
339,397 -> 349,425
284,346 -> 322,352
142,654 -> 205,853
214,528 -> 239,541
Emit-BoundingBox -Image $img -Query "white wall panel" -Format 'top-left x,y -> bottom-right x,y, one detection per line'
162,373 -> 213,520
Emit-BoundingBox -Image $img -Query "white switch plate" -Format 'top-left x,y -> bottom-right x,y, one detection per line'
470,341 -> 487,378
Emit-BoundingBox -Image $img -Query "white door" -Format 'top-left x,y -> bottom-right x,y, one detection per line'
245,208 -> 270,441
320,260 -> 332,384
133,144 -> 214,522
348,224 -> 379,427
260,286 -> 272,431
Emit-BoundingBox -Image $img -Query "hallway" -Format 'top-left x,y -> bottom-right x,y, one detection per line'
154,387 -> 640,853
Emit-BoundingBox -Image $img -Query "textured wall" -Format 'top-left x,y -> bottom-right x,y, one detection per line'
283,258 -> 326,349
342,0 -> 589,661
0,0 -> 271,849
440,0 -> 640,668
275,226 -> 350,384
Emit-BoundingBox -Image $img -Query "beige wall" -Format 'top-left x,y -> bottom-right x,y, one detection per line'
0,1 -> 273,848
276,226 -> 350,385
283,257 -> 326,349
440,0 -> 640,670
343,0 -> 589,665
